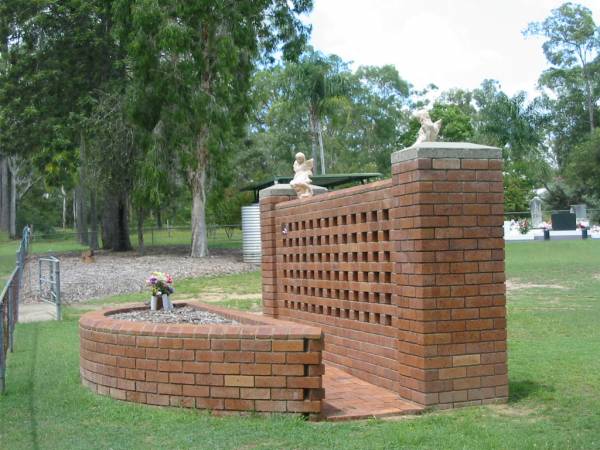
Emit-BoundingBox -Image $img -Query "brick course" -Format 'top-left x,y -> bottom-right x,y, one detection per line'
260,143 -> 508,409
79,302 -> 323,416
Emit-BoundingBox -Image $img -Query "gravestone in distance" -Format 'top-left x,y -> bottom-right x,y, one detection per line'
570,204 -> 587,221
530,196 -> 543,227
551,212 -> 576,231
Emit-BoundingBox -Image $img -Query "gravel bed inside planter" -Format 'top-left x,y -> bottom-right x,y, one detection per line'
110,305 -> 239,325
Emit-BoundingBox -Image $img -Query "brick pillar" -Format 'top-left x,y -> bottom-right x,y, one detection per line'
259,185 -> 296,318
391,143 -> 508,409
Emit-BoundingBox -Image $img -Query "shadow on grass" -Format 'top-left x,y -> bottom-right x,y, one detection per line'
22,325 -> 40,450
509,379 -> 555,403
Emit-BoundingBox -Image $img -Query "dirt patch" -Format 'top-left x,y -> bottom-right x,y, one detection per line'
21,248 -> 258,304
490,404 -> 540,421
506,280 -> 568,291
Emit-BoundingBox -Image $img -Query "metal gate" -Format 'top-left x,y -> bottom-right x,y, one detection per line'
38,256 -> 62,320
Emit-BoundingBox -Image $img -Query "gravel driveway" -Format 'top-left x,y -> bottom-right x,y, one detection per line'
21,247 -> 258,304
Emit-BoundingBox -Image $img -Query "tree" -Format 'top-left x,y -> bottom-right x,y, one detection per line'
537,65 -> 595,168
242,66 -> 313,180
565,129 -> 600,204
525,2 -> 599,133
85,88 -> 139,251
242,57 -> 411,182
0,1 -> 127,244
117,0 -> 312,257
351,65 -> 410,173
428,89 -> 476,142
284,51 -> 351,174
473,80 -> 551,210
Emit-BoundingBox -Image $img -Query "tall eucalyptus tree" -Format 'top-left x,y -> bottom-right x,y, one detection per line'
116,0 -> 312,257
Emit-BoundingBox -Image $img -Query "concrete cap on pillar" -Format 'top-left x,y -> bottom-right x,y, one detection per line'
259,183 -> 327,201
391,142 -> 501,164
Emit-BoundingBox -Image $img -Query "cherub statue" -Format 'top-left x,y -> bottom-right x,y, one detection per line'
290,152 -> 314,199
412,110 -> 442,145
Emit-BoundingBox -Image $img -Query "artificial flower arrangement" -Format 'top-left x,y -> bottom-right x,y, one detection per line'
146,271 -> 175,311
577,219 -> 590,229
518,218 -> 530,235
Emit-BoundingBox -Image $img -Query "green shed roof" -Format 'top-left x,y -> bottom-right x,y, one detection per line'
241,173 -> 383,202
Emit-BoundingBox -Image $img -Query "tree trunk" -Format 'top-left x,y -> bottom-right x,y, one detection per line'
584,78 -> 595,132
89,190 -> 99,250
101,189 -> 132,251
73,190 -> 77,230
77,132 -> 89,244
0,157 -> 9,233
137,206 -> 145,256
190,135 -> 209,258
61,186 -> 67,230
115,193 -> 132,251
75,184 -> 89,244
9,166 -> 16,238
101,204 -> 113,250
308,110 -> 319,173
316,118 -> 326,174
156,208 -> 162,229
580,58 -> 595,132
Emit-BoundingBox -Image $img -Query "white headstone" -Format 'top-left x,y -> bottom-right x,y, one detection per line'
530,196 -> 543,227
570,204 -> 587,221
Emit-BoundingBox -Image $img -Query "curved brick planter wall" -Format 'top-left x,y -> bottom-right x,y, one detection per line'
79,302 -> 323,417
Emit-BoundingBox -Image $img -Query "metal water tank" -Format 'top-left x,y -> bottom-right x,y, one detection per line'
242,204 -> 261,263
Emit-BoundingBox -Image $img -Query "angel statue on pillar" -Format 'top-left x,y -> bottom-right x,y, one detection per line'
290,152 -> 314,199
412,109 -> 442,145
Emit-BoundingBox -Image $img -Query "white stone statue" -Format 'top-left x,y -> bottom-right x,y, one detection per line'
530,196 -> 543,227
412,110 -> 442,145
290,152 -> 314,199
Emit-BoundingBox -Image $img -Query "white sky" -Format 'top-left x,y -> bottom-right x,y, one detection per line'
305,0 -> 600,96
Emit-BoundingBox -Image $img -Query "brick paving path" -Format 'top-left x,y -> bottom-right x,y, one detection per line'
322,366 -> 424,421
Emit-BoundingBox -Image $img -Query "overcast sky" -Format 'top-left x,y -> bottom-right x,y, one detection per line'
305,0 -> 600,97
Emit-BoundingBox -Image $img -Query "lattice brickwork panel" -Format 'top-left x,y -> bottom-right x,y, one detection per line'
273,181 -> 400,391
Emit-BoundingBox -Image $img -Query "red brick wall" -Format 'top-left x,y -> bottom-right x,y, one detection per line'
392,153 -> 507,408
261,193 -> 295,317
260,144 -> 508,409
266,180 -> 400,393
79,302 -> 323,416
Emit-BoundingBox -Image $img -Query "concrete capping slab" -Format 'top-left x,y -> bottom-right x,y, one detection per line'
391,142 -> 501,164
259,183 -> 327,200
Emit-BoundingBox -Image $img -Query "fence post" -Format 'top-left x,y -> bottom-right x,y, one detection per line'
7,281 -> 13,353
15,256 -> 20,324
39,259 -> 43,301
54,259 -> 62,321
0,303 -> 4,394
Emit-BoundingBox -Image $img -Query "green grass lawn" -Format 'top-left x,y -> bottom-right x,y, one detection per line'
27,227 -> 242,254
2,241 -> 600,449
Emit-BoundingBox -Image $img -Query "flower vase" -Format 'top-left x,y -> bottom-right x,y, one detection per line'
150,295 -> 158,311
162,294 -> 173,312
